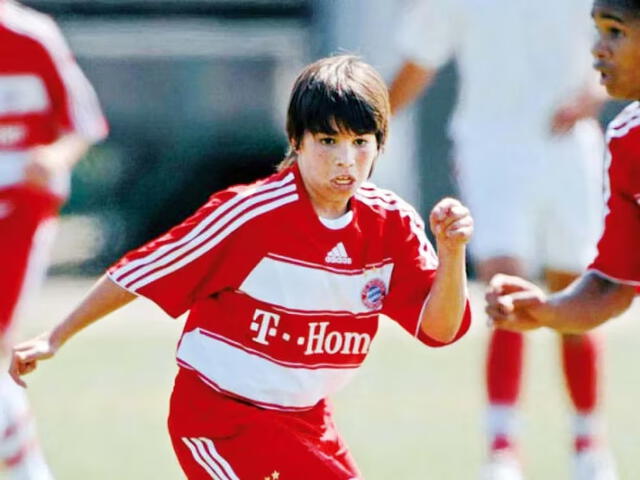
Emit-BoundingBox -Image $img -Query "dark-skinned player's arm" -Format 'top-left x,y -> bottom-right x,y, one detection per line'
486,272 -> 635,334
9,275 -> 136,387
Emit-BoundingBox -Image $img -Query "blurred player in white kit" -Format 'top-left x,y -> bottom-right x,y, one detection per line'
389,1 -> 614,479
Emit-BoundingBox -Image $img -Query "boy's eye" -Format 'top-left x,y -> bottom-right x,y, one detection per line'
608,26 -> 624,39
319,137 -> 335,145
354,138 -> 368,146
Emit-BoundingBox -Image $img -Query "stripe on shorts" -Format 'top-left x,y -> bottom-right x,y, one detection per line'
181,437 -> 240,480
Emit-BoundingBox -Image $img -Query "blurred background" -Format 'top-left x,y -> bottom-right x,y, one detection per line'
10,1 -> 639,479
21,0 -> 457,275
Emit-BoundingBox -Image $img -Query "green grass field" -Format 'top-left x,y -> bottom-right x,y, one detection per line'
6,278 -> 640,479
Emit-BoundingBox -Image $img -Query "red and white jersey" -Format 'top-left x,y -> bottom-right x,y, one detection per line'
588,101 -> 640,286
0,1 -> 107,187
109,165 -> 471,411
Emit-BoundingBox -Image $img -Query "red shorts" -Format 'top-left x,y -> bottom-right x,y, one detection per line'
168,368 -> 361,480
0,185 -> 61,335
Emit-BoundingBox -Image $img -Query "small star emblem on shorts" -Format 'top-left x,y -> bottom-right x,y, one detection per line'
264,471 -> 280,480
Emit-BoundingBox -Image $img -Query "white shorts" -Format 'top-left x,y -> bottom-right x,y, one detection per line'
455,119 -> 604,274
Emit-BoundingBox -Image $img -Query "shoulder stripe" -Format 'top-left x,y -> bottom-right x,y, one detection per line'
112,173 -> 294,283
126,193 -> 299,290
356,191 -> 437,267
119,186 -> 297,291
608,114 -> 640,139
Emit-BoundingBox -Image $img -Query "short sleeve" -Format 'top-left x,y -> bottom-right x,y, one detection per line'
588,139 -> 640,285
108,190 -> 253,317
396,0 -> 458,69
381,206 -> 471,347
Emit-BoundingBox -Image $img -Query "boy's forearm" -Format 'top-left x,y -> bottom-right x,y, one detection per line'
539,272 -> 635,334
420,247 -> 468,342
49,275 -> 137,349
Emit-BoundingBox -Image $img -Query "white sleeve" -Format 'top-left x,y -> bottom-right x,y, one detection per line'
396,0 -> 458,69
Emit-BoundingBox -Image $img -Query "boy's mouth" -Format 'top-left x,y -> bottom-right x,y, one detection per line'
331,175 -> 355,187
593,61 -> 612,83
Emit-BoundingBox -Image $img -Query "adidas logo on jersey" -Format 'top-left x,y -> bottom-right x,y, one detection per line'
325,242 -> 352,264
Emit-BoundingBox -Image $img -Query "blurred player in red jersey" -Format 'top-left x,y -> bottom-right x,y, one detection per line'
8,55 -> 472,479
487,0 -> 640,474
0,1 -> 108,478
389,1 -> 613,478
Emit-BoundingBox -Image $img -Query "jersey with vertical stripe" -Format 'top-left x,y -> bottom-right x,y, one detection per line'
108,165 -> 472,411
588,101 -> 640,286
0,1 -> 107,186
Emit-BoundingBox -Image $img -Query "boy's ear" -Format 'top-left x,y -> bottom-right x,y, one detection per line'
289,137 -> 299,152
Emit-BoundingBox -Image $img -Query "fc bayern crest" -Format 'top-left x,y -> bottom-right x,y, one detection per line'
361,278 -> 387,310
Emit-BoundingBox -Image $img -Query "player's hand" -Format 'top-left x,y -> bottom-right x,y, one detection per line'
9,333 -> 59,387
23,145 -> 67,190
429,197 -> 473,252
485,274 -> 547,331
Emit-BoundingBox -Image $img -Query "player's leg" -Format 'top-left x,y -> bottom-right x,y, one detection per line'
0,186 -> 60,480
0,373 -> 53,480
0,186 -> 60,335
547,270 -> 601,445
455,143 -> 536,480
545,120 -> 616,480
546,270 -> 615,480
478,258 -> 527,480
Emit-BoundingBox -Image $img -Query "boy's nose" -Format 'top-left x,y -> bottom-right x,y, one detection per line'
335,145 -> 356,167
591,39 -> 608,59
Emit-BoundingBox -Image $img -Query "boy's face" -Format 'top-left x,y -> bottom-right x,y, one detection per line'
592,1 -> 640,99
295,129 -> 378,217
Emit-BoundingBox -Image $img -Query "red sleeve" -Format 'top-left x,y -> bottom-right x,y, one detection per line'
588,132 -> 640,286
381,208 -> 471,347
34,16 -> 108,141
107,190 -> 255,318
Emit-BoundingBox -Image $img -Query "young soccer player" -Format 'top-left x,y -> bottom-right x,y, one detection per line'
9,55 -> 473,479
0,1 -> 107,478
389,2 -> 611,478
486,0 -> 640,401
486,4 -> 640,477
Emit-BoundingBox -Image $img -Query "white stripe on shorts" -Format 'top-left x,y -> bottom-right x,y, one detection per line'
182,438 -> 222,480
182,437 -> 240,480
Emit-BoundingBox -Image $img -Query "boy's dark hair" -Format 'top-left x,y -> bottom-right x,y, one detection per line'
280,55 -> 390,169
599,0 -> 640,10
